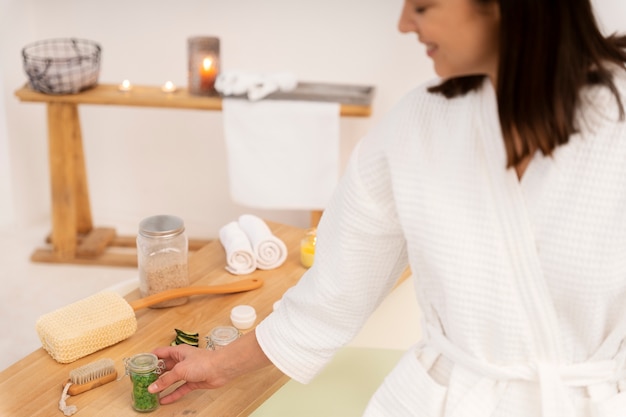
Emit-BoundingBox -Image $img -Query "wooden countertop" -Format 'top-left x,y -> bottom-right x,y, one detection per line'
14,82 -> 373,117
0,221 -> 307,417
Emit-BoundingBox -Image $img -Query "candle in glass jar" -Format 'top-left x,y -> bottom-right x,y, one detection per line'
199,57 -> 217,91
187,36 -> 220,96
300,228 -> 316,268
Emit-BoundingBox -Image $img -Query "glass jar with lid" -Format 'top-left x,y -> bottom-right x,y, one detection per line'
205,326 -> 241,350
137,214 -> 189,308
124,353 -> 165,413
300,228 -> 317,268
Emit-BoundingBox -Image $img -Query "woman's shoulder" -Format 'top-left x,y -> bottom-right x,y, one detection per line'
579,65 -> 626,125
373,77 -> 486,138
611,65 -> 626,92
357,78 -> 485,157
392,77 -> 486,117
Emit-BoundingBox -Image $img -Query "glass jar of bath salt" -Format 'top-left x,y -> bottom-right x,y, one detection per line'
137,215 -> 189,308
124,353 -> 165,413
206,326 -> 241,350
300,228 -> 317,268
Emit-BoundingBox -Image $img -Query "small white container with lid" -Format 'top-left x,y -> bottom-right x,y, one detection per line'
230,305 -> 257,330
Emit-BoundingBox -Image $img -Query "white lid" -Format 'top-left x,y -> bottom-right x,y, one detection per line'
231,305 -> 256,321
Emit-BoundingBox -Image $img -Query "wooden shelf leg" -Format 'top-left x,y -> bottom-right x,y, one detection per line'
46,102 -> 93,260
70,104 -> 93,234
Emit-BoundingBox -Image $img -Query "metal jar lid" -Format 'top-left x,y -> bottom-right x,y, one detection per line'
139,215 -> 185,238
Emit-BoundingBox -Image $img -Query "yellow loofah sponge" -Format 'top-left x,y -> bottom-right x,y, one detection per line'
35,278 -> 264,363
36,292 -> 137,364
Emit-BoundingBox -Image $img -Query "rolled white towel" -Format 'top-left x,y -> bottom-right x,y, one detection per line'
216,71 -> 265,96
238,214 -> 288,270
270,71 -> 298,91
216,70 -> 298,101
247,80 -> 279,102
218,221 -> 257,275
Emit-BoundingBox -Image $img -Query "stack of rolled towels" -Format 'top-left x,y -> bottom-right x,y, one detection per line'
218,214 -> 288,275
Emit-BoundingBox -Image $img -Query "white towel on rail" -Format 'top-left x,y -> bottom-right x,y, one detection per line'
222,98 -> 340,210
238,214 -> 287,270
218,221 -> 257,275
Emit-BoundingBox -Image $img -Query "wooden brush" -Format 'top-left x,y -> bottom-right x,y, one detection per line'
64,358 -> 118,395
37,278 -> 263,364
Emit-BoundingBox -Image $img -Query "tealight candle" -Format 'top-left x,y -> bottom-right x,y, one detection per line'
118,79 -> 132,92
161,81 -> 176,93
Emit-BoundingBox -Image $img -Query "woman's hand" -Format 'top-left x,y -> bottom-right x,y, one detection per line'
148,330 -> 273,405
148,344 -> 224,404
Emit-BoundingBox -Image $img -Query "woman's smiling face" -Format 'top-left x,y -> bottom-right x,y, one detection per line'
398,0 -> 501,84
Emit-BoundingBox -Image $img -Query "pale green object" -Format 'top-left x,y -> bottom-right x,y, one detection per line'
251,347 -> 405,417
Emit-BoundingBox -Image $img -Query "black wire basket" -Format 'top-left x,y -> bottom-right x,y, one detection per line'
22,38 -> 101,95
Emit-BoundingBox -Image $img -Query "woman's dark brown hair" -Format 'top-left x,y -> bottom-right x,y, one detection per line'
429,0 -> 626,168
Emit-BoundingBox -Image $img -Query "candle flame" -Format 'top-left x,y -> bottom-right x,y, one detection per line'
162,81 -> 176,93
203,57 -> 213,71
118,79 -> 132,92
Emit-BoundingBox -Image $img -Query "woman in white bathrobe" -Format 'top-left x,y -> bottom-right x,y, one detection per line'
149,0 -> 626,415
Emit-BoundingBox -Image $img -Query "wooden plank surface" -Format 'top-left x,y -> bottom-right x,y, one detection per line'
0,221 -> 307,417
15,82 -> 374,117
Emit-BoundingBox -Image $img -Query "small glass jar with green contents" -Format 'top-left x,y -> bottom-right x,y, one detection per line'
124,353 -> 165,413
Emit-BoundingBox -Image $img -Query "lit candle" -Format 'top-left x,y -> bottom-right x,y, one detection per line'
118,79 -> 132,92
300,229 -> 316,268
199,56 -> 217,92
161,81 -> 176,93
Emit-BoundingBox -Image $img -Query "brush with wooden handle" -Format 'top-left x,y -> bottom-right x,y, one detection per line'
36,278 -> 263,364
64,358 -> 118,395
58,358 -> 118,415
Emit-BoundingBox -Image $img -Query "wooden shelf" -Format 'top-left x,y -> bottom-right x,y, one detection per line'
15,82 -> 374,117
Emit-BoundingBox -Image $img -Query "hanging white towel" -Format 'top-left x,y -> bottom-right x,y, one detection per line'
218,221 -> 257,275
238,214 -> 288,270
222,98 -> 340,210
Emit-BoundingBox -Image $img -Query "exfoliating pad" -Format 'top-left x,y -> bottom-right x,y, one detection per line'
36,278 -> 263,363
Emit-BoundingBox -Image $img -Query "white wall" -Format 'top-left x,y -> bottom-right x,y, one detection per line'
0,0 -> 431,237
0,1 -> 624,237
592,0 -> 626,35
0,65 -> 13,228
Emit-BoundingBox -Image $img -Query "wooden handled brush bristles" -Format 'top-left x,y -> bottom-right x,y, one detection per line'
65,358 -> 118,395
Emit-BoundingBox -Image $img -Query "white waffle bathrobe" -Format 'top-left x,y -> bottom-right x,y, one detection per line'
256,73 -> 626,417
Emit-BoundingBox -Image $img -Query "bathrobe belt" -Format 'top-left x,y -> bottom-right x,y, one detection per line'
423,324 -> 626,417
